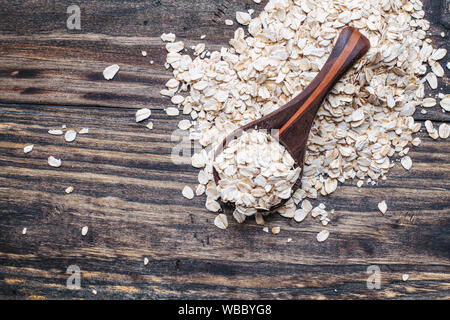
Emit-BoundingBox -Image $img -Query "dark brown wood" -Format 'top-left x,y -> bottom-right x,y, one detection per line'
0,0 -> 449,300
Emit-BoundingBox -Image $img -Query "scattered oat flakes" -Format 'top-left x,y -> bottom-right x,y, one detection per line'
144,257 -> 149,265
24,145 -> 33,154
236,11 -> 251,25
81,226 -> 88,236
351,109 -> 364,122
440,96 -> 450,112
195,184 -> 205,196
378,200 -> 388,214
200,35 -> 206,40
22,227 -> 27,235
64,130 -> 77,142
225,19 -> 233,26
165,107 -> 180,116
214,214 -> 228,230
182,186 -> 194,199
231,210 -> 245,223
425,120 -> 433,132
48,156 -> 61,168
65,186 -> 74,194
324,178 -> 337,194
301,200 -> 313,213
294,209 -> 308,222
141,50 -> 147,57
422,98 -> 436,108
262,227 -> 269,233
426,73 -> 438,89
438,123 -> 449,139
161,32 -> 176,42
311,206 -> 326,218
292,189 -> 306,204
425,120 -> 439,139
402,274 -> 409,281
178,119 -> 191,130
198,170 -> 209,185
91,289 -> 97,295
171,95 -> 184,105
166,41 -> 184,53
277,204 -> 295,218
103,64 -> 120,80
271,226 -> 280,235
287,237 -> 292,242
206,199 -> 221,212
316,230 -> 329,242
401,156 -> 412,170
136,108 -> 151,122
79,128 -> 89,134
255,212 -> 264,225
194,43 -> 206,55
146,122 -> 153,130
166,78 -> 179,88
431,48 -> 447,61
431,61 -> 444,77
411,137 -> 421,146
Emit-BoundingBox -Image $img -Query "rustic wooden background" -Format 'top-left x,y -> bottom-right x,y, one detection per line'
0,0 -> 449,300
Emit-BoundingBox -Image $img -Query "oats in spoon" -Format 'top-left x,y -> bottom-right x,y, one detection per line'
213,129 -> 301,216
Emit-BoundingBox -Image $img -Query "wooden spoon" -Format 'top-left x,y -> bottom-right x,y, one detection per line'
213,27 -> 370,212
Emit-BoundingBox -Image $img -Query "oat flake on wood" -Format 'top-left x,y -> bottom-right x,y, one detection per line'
158,0 -> 445,229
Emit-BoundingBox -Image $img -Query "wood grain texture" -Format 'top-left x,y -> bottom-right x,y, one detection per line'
0,0 -> 449,300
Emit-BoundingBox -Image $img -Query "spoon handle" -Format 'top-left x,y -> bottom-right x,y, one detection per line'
275,27 -> 370,161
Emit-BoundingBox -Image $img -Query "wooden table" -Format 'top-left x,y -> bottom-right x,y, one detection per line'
0,0 -> 449,300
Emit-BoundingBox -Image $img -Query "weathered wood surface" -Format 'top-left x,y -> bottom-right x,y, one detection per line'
0,0 -> 449,300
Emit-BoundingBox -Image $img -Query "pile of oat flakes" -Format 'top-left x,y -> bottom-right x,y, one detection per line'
154,0 -> 448,236
214,129 -> 301,217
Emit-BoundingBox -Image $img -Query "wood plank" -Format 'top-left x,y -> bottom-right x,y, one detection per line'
0,0 -> 248,109
0,0 -> 449,299
0,104 -> 449,299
